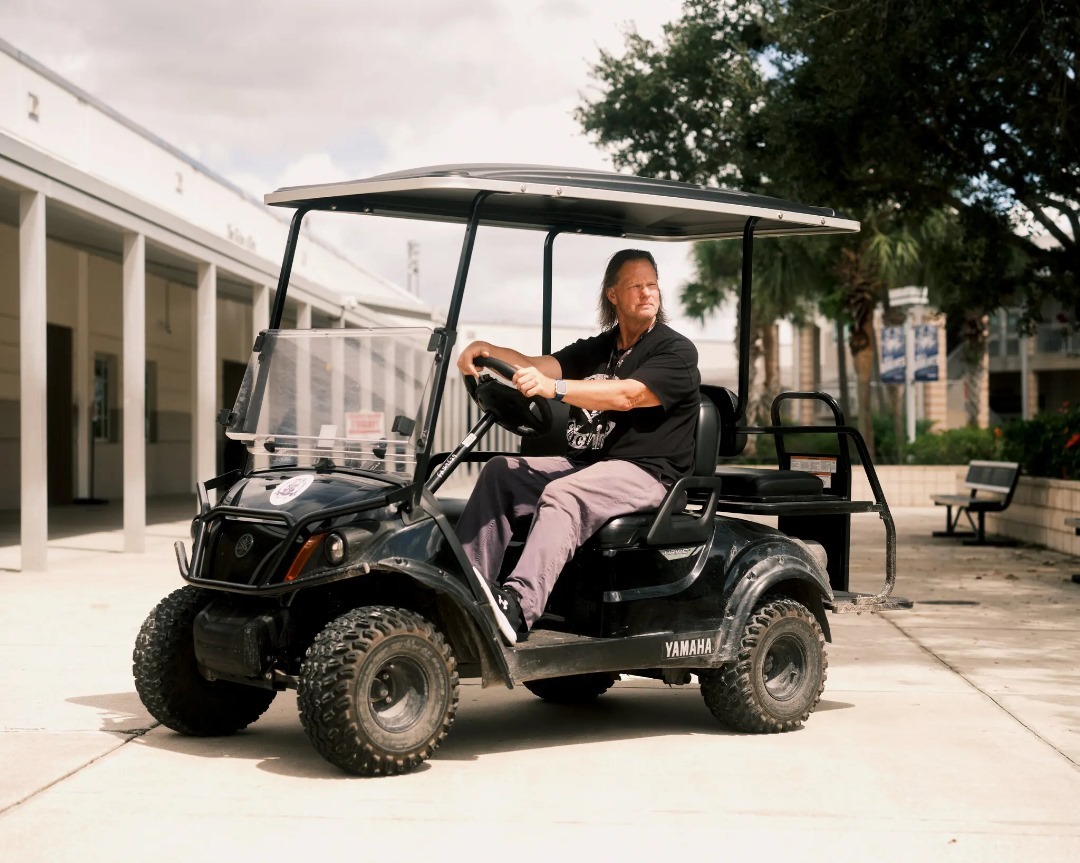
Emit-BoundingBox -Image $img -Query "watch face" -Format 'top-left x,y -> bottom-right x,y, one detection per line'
555,380 -> 567,397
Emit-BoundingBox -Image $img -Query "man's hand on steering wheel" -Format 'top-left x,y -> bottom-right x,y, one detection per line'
463,355 -> 553,437
457,340 -> 493,379
512,366 -> 555,401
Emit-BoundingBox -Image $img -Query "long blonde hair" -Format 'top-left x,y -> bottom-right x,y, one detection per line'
597,249 -> 667,329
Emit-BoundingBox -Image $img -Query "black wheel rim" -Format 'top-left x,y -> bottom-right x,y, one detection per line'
761,634 -> 807,701
367,657 -> 430,733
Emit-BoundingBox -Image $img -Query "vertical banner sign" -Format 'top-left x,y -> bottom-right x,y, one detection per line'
913,324 -> 939,381
880,325 -> 906,384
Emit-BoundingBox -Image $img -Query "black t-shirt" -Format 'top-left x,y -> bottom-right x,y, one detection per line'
551,323 -> 701,482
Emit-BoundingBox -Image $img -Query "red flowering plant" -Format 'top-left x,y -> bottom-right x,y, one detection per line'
1002,402 -> 1080,480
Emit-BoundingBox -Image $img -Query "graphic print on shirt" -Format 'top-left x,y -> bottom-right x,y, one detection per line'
566,373 -> 616,452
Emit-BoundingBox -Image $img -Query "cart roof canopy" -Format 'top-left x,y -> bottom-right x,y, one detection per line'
265,164 -> 859,241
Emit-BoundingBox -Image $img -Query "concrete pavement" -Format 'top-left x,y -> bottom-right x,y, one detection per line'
1,501 -> 1078,862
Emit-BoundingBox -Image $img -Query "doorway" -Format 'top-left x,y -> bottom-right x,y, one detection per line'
220,360 -> 248,474
46,324 -> 74,504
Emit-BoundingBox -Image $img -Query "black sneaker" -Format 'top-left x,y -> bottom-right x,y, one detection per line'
491,583 -> 527,644
472,567 -> 528,645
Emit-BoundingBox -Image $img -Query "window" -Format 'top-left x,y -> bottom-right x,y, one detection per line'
93,354 -> 113,442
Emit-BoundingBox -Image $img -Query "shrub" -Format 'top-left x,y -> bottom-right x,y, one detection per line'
1001,403 -> 1080,480
906,425 -> 1003,465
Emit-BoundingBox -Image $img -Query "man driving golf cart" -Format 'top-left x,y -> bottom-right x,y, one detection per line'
455,249 -> 701,643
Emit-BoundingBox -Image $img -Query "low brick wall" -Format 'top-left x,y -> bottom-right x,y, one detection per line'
850,464 -> 962,507
986,476 -> 1080,556
846,465 -> 1079,556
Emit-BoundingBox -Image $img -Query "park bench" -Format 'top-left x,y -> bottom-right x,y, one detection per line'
931,460 -> 1021,546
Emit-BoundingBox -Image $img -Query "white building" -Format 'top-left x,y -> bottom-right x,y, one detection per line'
0,38 -> 439,570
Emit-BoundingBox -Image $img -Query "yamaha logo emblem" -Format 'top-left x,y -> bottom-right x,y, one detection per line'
234,534 -> 255,558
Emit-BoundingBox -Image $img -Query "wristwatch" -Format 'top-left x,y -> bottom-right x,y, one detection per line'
554,379 -> 567,402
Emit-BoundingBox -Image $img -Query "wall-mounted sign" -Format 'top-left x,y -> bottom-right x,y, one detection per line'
880,326 -> 906,384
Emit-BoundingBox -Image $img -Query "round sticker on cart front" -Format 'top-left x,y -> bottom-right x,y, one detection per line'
269,474 -> 314,506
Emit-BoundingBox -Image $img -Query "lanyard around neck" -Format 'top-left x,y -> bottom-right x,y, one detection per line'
607,323 -> 654,375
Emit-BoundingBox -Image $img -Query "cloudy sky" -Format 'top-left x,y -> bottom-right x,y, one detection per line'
0,0 -> 739,339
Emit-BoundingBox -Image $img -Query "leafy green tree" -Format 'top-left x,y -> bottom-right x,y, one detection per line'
759,0 -> 1078,323
577,0 -> 1074,448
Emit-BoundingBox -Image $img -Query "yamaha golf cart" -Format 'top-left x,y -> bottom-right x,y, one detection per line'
133,165 -> 911,776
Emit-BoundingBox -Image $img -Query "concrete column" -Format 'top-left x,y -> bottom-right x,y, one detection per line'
75,251 -> 91,498
331,307 -> 347,435
359,338 -> 373,413
1020,334 -> 1038,420
19,190 -> 48,572
296,303 -> 311,330
193,262 -> 217,484
922,312 -> 949,431
122,232 -> 146,553
250,284 -> 272,471
977,324 -> 991,428
296,303 -> 311,464
252,284 -> 270,343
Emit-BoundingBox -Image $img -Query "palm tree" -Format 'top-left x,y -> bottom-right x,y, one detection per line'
682,236 -> 823,436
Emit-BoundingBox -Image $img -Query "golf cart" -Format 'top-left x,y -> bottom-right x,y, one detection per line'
133,165 -> 911,777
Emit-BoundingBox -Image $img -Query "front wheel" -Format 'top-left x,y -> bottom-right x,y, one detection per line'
700,597 -> 827,733
133,586 -> 276,736
297,606 -> 459,776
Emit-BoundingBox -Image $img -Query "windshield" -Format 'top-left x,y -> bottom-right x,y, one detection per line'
227,327 -> 435,479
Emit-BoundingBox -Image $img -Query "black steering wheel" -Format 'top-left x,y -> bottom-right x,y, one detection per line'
464,356 -> 553,437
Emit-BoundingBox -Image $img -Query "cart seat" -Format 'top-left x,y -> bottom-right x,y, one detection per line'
590,395 -> 721,548
713,466 -> 823,499
706,384 -> 823,500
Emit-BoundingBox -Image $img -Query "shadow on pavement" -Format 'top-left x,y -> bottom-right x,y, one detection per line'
66,685 -> 857,779
67,691 -> 156,735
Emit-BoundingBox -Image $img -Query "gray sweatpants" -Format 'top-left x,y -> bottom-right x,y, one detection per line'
455,456 -> 667,626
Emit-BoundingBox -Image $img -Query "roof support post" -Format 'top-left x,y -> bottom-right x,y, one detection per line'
122,231 -> 146,553
736,217 -> 759,424
417,192 -> 491,482
542,229 -> 560,355
270,207 -> 308,329
19,189 -> 48,571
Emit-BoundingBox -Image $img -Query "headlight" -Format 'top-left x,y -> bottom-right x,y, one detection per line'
325,532 -> 346,565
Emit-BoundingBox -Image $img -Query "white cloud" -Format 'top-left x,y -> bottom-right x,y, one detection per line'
0,0 -> 739,341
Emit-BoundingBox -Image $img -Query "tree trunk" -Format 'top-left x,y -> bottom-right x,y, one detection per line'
849,314 -> 877,458
835,319 -> 851,422
837,247 -> 881,460
761,322 -> 781,423
961,313 -> 989,427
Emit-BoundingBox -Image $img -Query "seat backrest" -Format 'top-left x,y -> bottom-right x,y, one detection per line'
965,460 -> 1021,498
701,384 -> 746,459
693,396 -> 720,476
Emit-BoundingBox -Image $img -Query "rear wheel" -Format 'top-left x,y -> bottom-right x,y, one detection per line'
523,673 -> 618,704
133,586 -> 276,735
700,597 -> 826,733
298,606 -> 459,776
